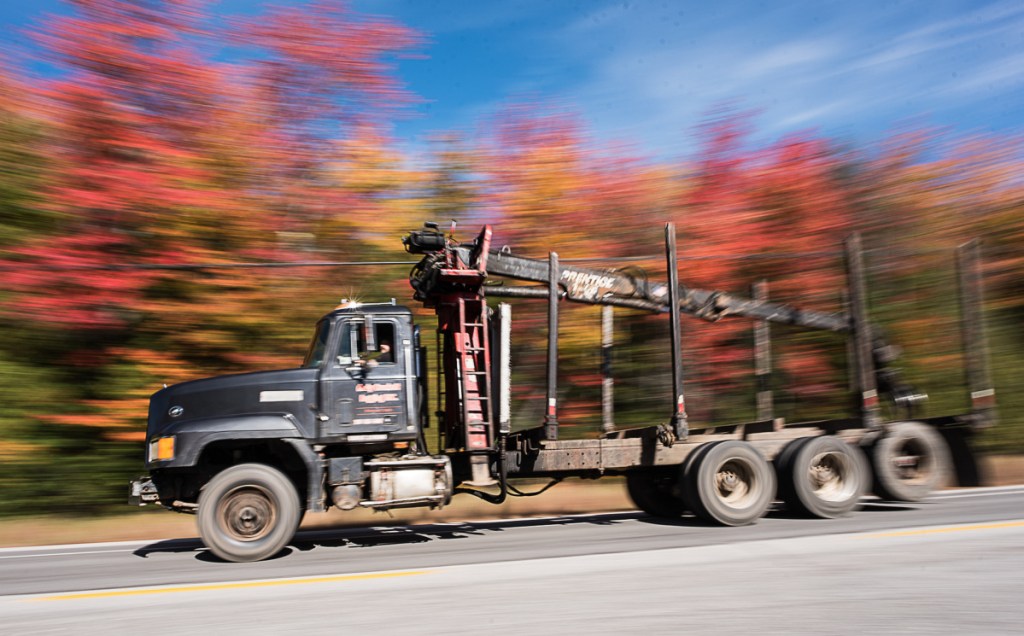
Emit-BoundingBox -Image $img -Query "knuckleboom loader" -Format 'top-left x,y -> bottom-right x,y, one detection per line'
130,222 -> 995,562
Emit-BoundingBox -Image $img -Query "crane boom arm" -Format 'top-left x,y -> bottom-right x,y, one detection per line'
463,245 -> 851,332
406,223 -> 847,332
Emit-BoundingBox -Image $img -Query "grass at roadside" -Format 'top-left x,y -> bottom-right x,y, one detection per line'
1,456 -> 1020,549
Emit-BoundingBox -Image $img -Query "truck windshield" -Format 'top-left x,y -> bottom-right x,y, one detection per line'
302,320 -> 330,368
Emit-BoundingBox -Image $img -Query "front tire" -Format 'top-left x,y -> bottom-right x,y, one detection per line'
198,463 -> 301,563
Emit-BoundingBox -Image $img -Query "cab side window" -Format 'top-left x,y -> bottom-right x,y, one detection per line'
335,319 -> 396,368
369,322 -> 395,364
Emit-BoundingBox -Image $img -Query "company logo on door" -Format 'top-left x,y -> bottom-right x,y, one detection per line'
356,383 -> 400,404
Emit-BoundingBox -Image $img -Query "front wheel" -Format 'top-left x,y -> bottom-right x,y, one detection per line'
197,463 -> 301,563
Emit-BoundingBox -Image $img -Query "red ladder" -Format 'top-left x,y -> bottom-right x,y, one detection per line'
455,296 -> 492,451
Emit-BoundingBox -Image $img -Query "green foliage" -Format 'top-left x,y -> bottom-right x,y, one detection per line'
0,111 -> 52,247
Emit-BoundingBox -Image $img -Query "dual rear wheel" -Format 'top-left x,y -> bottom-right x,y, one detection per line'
683,441 -> 777,526
868,421 -> 952,501
774,436 -> 869,518
625,427 -> 940,525
626,440 -> 778,526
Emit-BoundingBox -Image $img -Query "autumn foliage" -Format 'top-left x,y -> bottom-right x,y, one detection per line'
0,1 -> 1022,515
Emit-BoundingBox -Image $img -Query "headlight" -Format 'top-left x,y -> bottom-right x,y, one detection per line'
149,436 -> 175,462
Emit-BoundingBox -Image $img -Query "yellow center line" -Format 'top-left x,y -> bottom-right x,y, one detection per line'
860,520 -> 1024,539
32,570 -> 431,602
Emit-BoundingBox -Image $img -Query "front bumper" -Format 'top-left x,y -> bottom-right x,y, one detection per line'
128,477 -> 160,506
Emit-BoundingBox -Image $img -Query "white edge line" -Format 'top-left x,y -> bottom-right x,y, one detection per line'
927,489 -> 1024,500
0,539 -> 162,554
0,549 -> 139,560
930,484 -> 1024,496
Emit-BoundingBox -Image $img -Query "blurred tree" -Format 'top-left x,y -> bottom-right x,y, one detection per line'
231,0 -> 420,248
0,67 -> 53,249
423,134 -> 480,225
0,0 -> 425,514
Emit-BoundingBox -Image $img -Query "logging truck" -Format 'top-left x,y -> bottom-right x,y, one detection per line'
130,222 -> 995,562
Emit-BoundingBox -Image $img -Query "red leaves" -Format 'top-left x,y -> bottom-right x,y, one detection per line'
2,233 -> 154,329
3,1 -> 425,336
233,0 -> 421,145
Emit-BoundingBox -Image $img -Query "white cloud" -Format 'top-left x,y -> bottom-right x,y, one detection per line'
386,0 -> 1024,159
944,51 -> 1024,95
738,38 -> 843,78
539,0 -> 1024,156
771,100 -> 852,131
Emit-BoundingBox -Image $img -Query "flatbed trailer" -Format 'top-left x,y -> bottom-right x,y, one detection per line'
130,223 -> 994,561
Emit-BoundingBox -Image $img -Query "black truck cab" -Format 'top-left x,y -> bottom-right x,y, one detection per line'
137,302 -> 426,518
306,302 -> 420,442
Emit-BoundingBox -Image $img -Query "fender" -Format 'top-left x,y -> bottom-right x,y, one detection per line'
148,414 -> 303,470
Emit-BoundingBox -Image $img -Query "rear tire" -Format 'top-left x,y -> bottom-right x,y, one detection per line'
626,468 -> 687,518
773,437 -> 812,506
197,463 -> 301,563
779,436 -> 869,518
683,441 -> 775,526
870,422 -> 952,502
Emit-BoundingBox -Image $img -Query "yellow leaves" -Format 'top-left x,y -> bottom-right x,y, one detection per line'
0,440 -> 45,461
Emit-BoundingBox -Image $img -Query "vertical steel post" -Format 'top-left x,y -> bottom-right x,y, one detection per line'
601,305 -> 615,434
544,252 -> 560,440
665,223 -> 688,439
840,289 -> 857,393
435,328 -> 444,451
752,280 -> 773,422
498,303 -> 513,435
844,233 -> 881,429
956,240 -> 996,427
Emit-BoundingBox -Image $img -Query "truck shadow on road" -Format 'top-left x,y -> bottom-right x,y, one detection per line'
131,511 -> 645,562
131,501 -> 925,561
636,500 -> 919,527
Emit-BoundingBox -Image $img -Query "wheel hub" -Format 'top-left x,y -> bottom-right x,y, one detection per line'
220,488 -> 276,541
892,439 -> 929,482
715,461 -> 752,504
807,451 -> 857,502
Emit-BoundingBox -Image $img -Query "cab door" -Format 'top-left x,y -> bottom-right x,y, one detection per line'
318,316 -> 408,439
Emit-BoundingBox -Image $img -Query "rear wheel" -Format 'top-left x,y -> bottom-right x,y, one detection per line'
778,436 -> 869,518
198,463 -> 301,563
683,441 -> 775,526
870,422 -> 952,502
626,468 -> 687,518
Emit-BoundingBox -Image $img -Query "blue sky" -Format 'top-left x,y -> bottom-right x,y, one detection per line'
3,1 -> 1023,158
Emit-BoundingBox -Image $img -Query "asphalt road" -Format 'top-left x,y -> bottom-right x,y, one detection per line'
1,486 -> 1023,634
